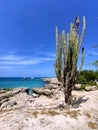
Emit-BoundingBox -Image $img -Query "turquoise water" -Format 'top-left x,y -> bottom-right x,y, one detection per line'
0,77 -> 47,89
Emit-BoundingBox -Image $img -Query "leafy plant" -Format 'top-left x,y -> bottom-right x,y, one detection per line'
76,70 -> 98,84
76,75 -> 87,84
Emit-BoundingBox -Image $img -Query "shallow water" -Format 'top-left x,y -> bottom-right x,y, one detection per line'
0,77 -> 47,89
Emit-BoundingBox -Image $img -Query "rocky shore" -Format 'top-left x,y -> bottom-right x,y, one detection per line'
0,78 -> 98,130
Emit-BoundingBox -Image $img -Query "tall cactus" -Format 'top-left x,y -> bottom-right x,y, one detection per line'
54,26 -> 63,82
54,16 -> 86,105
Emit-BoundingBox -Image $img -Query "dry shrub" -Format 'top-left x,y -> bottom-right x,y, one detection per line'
87,121 -> 96,129
41,110 -> 60,116
85,112 -> 91,118
65,110 -> 81,119
32,111 -> 39,118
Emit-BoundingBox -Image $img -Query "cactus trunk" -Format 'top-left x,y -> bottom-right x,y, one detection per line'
54,16 -> 86,105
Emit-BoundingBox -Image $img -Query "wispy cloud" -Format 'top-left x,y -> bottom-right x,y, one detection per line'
36,51 -> 56,57
0,55 -> 22,61
89,51 -> 98,56
0,54 -> 55,65
86,50 -> 98,56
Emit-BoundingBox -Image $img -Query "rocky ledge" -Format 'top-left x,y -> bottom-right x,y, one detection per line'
32,78 -> 62,99
0,87 -> 29,110
0,78 -> 98,130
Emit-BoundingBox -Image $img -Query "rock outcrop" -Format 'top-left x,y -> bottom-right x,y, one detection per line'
0,87 -> 29,110
32,78 -> 62,99
85,86 -> 97,91
0,78 -> 98,130
32,88 -> 52,97
1,101 -> 17,109
12,87 -> 29,95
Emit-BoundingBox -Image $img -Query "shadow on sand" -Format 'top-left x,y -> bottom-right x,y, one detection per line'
73,96 -> 89,105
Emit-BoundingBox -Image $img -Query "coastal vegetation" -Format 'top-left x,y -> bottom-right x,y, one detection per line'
54,16 -> 86,105
76,70 -> 98,84
76,70 -> 98,90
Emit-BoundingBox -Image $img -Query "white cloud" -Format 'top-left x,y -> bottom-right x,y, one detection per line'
86,50 -> 98,56
89,51 -> 98,56
0,55 -> 21,61
0,54 -> 55,65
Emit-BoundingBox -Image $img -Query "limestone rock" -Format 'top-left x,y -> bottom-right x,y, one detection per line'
74,84 -> 82,90
32,88 -> 52,97
42,78 -> 59,84
0,93 -> 9,101
85,86 -> 97,91
0,88 -> 5,94
32,93 -> 39,98
0,98 -> 9,105
1,101 -> 17,109
12,87 -> 29,95
44,84 -> 58,90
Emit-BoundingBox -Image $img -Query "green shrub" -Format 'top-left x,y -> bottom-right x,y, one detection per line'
76,70 -> 98,84
7,93 -> 14,98
86,81 -> 97,86
80,81 -> 97,90
6,88 -> 13,91
95,71 -> 98,81
76,75 -> 87,84
3,88 -> 13,93
80,84 -> 86,90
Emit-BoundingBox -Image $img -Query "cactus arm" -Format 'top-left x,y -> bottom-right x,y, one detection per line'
78,16 -> 86,54
56,26 -> 59,58
62,31 -> 67,69
54,26 -> 63,82
79,47 -> 84,73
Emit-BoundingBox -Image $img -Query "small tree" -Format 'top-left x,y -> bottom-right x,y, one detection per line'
54,16 -> 86,105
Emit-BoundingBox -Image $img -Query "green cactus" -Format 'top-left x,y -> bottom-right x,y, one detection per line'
54,16 -> 86,105
54,26 -> 63,82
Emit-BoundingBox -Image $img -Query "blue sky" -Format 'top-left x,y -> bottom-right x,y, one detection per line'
0,0 -> 98,77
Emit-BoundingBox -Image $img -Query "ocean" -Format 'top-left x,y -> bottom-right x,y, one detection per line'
0,77 -> 47,89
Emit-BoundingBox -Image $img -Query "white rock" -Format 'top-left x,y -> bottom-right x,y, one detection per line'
85,86 -> 97,91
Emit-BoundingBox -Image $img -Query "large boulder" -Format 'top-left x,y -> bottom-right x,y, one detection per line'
44,84 -> 58,90
42,78 -> 59,85
0,88 -> 10,94
0,88 -> 4,94
85,86 -> 97,91
74,84 -> 82,90
0,93 -> 9,101
1,101 -> 17,109
12,88 -> 29,95
0,93 -> 11,107
32,88 -> 52,97
32,93 -> 39,98
0,98 -> 9,106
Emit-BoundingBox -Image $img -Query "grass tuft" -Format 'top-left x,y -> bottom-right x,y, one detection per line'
32,111 -> 39,118
41,110 -> 60,116
87,121 -> 96,129
65,110 -> 80,119
85,112 -> 91,118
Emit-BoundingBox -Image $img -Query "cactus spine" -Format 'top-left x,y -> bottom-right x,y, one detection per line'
54,16 -> 86,105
